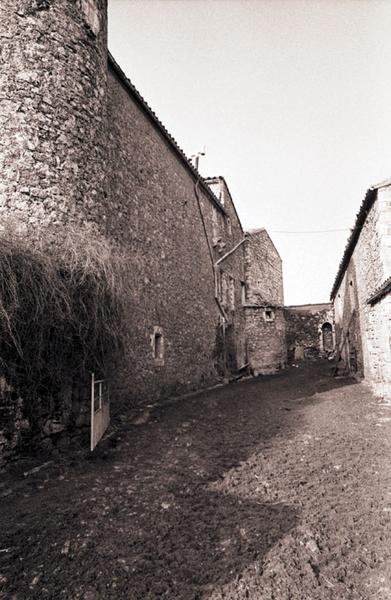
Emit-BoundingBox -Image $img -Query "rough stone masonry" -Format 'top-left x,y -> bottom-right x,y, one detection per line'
0,0 -> 288,465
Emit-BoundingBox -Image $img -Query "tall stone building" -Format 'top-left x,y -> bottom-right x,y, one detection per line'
244,229 -> 286,374
331,180 -> 391,396
0,1 -> 286,464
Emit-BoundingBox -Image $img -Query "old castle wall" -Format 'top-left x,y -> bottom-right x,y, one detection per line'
106,65 -> 220,402
0,0 -> 108,229
0,1 -> 289,465
0,0 -> 109,466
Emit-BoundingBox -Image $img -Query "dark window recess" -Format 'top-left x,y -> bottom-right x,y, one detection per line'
241,281 -> 246,304
264,308 -> 275,322
152,327 -> 164,364
154,333 -> 163,359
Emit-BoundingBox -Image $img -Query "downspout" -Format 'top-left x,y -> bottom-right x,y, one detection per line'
215,236 -> 248,373
193,179 -> 249,374
214,237 -> 246,313
215,237 -> 247,267
194,178 -> 228,322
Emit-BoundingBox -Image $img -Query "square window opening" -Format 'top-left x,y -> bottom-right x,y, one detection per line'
264,308 -> 275,322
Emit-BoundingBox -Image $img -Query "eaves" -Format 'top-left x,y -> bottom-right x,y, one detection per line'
108,52 -> 228,217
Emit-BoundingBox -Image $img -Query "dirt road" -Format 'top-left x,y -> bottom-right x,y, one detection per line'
1,361 -> 390,599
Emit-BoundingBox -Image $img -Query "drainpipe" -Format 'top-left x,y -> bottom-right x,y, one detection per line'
215,237 -> 247,266
194,179 -> 228,322
214,236 -> 248,373
214,237 -> 247,308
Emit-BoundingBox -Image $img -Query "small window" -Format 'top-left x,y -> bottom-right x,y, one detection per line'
264,308 -> 275,322
226,217 -> 232,236
241,281 -> 246,305
151,327 -> 164,365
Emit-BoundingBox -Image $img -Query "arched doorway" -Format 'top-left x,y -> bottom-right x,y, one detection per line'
321,322 -> 334,352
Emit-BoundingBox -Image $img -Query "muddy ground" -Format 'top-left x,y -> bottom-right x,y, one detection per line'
0,361 -> 390,599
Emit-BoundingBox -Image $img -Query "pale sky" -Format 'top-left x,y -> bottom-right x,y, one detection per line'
108,0 -> 391,305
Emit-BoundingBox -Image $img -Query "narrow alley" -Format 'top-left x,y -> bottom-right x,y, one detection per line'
1,362 -> 390,600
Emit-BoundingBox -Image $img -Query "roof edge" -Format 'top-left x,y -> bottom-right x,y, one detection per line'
330,187 -> 377,300
367,276 -> 391,306
370,177 -> 391,190
244,227 -> 282,261
204,175 -> 243,232
108,52 -> 228,217
284,302 -> 332,310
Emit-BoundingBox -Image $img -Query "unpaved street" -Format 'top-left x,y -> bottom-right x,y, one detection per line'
1,361 -> 390,599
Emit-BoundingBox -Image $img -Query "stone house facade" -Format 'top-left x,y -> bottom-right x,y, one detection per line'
244,229 -> 286,374
203,176 -> 247,373
0,0 -> 286,464
331,180 -> 391,396
107,58 -> 229,402
284,303 -> 335,363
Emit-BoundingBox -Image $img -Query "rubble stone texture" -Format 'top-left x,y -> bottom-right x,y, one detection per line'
203,177 -> 247,370
106,64 -> 221,402
244,229 -> 286,374
284,303 -> 335,362
0,2 -> 287,466
0,0 -> 108,229
333,186 -> 391,395
0,0 -> 109,466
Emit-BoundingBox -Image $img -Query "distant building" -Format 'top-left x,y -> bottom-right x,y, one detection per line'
331,180 -> 391,396
284,303 -> 335,363
244,229 -> 286,374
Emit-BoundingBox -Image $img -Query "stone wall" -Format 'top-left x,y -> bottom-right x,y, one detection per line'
204,177 -> 246,370
0,2 -> 289,465
333,186 -> 391,395
244,229 -> 284,306
104,66 -> 224,404
245,307 -> 286,375
0,378 -> 90,470
244,229 -> 286,374
333,265 -> 363,375
284,303 -> 335,363
0,0 -> 108,230
0,0 -> 109,465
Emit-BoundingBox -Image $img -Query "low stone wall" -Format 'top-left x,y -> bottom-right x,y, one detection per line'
284,303 -> 335,363
0,377 -> 90,470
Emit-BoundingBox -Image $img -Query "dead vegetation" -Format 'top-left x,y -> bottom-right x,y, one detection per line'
0,220 -> 129,398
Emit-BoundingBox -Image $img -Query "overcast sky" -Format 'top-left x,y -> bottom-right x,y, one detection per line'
108,0 -> 391,305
